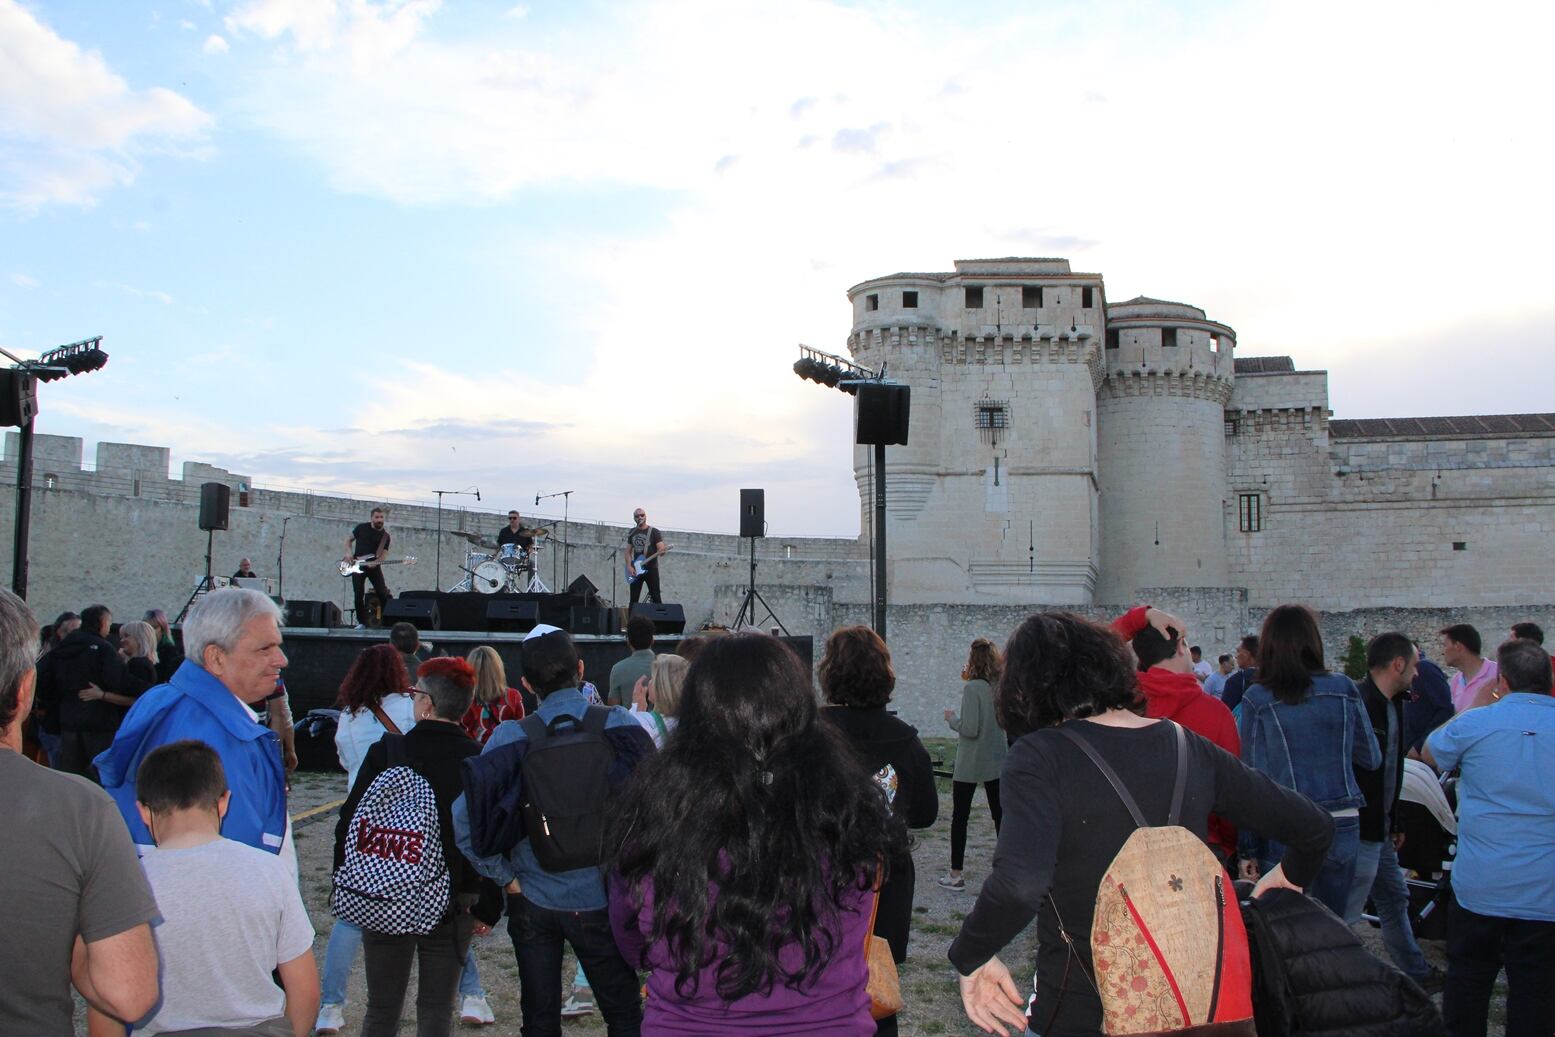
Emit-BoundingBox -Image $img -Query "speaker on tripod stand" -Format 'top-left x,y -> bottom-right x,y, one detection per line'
177,482 -> 231,622
733,489 -> 788,635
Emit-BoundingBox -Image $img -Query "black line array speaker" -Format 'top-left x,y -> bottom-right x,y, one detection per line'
630,602 -> 686,636
383,597 -> 439,631
198,481 -> 231,531
740,488 -> 765,538
0,370 -> 38,428
855,383 -> 911,446
485,599 -> 539,634
284,599 -> 342,629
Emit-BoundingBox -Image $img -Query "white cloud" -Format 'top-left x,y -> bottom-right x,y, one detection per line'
99,281 -> 175,305
202,33 -> 230,54
8,272 -> 37,288
0,0 -> 213,210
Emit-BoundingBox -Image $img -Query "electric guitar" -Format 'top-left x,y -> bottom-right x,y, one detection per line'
339,556 -> 419,577
624,544 -> 671,585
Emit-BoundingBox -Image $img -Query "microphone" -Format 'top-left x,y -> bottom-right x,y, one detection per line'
475,488 -> 481,502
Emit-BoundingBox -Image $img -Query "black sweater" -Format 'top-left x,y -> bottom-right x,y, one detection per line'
948,720 -> 1333,1037
1354,676 -> 1407,843
335,719 -> 502,925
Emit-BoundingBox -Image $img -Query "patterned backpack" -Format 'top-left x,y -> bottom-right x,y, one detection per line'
331,735 -> 451,935
1057,722 -> 1255,1036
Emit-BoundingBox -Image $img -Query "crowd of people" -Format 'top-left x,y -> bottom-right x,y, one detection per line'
2,584 -> 1551,1037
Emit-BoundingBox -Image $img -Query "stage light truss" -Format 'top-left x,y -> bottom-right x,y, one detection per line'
29,336 -> 109,382
792,344 -> 878,395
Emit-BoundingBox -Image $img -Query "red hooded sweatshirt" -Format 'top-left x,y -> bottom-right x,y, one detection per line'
1113,606 -> 1240,860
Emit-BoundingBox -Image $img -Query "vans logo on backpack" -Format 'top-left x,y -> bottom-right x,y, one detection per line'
353,818 -> 426,865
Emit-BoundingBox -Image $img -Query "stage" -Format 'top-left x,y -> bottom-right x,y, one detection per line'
275,625 -> 815,716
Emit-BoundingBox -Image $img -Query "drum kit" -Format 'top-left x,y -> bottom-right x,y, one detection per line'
449,529 -> 552,594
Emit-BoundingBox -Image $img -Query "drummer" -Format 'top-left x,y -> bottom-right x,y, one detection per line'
496,510 -> 536,563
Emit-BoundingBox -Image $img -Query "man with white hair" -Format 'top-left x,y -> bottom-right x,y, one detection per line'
95,588 -> 291,860
0,587 -> 161,1034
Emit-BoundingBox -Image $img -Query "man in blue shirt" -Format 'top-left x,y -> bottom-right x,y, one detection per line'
1425,636 -> 1555,1037
454,625 -> 654,1037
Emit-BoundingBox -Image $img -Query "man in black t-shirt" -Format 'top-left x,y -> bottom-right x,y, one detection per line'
623,507 -> 670,605
232,558 -> 258,580
343,508 -> 393,626
496,510 -> 535,560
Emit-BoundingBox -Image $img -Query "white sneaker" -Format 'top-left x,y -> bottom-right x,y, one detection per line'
314,1002 -> 346,1034
560,992 -> 596,1018
459,993 -> 495,1025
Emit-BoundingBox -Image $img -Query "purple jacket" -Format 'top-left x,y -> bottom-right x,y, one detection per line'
608,870 -> 875,1036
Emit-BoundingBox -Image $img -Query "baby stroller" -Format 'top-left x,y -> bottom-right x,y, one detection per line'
1368,758 -> 1456,941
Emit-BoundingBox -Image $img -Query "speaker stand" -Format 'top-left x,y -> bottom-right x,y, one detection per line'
175,529 -> 217,624
732,536 -> 789,635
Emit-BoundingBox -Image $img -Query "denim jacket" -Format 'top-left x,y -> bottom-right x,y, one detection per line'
1237,671 -> 1381,814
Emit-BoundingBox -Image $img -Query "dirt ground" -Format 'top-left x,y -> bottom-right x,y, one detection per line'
102,735 -> 1492,1036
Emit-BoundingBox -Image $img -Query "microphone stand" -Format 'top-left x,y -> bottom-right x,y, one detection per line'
433,486 -> 480,591
535,489 -> 574,591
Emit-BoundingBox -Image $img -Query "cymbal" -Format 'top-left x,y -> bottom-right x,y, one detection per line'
454,530 -> 497,549
519,526 -> 550,537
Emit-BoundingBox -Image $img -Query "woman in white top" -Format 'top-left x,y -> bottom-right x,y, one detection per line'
317,644 -> 418,1033
631,653 -> 688,748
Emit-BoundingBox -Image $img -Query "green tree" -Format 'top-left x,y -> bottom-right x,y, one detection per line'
1342,634 -> 1368,680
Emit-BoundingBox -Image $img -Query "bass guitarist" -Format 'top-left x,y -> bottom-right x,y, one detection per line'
343,507 -> 394,626
624,507 -> 671,605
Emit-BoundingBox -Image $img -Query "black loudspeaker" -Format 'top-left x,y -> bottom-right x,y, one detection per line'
284,600 -> 341,628
383,597 -> 439,631
199,482 -> 231,531
0,370 -> 38,427
566,574 -> 600,605
740,488 -> 765,538
485,599 -> 539,634
570,605 -> 615,636
855,383 -> 911,446
630,602 -> 686,635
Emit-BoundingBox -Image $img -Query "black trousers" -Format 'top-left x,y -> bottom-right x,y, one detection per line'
506,894 -> 641,1037
352,565 -> 392,625
361,914 -> 473,1037
949,779 -> 1003,872
628,565 -> 661,605
1444,895 -> 1555,1037
58,728 -> 115,781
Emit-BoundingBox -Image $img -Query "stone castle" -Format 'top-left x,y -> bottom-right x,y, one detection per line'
5,256 -> 1551,730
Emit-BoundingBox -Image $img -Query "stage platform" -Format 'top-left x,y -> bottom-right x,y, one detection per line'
276,627 -> 815,716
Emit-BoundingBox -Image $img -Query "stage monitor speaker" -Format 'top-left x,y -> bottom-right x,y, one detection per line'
569,605 -> 616,636
630,602 -> 686,636
740,488 -> 765,538
0,370 -> 38,428
198,482 -> 231,531
284,599 -> 341,629
485,599 -> 539,634
383,597 -> 439,632
855,383 -> 911,446
566,574 -> 600,605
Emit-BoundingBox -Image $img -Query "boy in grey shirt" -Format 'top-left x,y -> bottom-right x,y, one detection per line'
91,740 -> 319,1036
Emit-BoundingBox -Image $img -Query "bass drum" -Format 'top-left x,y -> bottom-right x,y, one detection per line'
472,560 -> 508,594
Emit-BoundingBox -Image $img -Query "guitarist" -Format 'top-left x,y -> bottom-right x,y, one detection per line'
343,507 -> 394,627
623,507 -> 670,605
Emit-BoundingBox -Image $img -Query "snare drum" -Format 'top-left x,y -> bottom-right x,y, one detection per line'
498,543 -> 526,567
473,561 -> 507,593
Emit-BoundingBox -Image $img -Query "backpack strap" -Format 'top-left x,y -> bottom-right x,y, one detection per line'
519,712 -> 549,746
1167,720 -> 1188,827
1057,724 -> 1148,827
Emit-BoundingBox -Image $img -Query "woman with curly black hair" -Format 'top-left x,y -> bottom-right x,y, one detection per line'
606,632 -> 907,1035
949,612 -> 1333,1037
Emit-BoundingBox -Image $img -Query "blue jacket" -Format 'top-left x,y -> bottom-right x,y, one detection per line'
94,661 -> 288,855
1404,656 -> 1453,753
1238,671 -> 1380,815
452,687 -> 653,911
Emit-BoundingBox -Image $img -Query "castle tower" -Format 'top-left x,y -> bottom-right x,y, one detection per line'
1095,297 -> 1236,604
846,259 -> 1105,604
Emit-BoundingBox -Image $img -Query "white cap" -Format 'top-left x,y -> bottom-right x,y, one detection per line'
523,623 -> 564,642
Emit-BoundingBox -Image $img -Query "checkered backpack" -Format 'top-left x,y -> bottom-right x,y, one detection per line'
331,735 -> 451,935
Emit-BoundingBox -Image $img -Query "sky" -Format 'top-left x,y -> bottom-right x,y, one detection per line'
2,0 -> 1552,537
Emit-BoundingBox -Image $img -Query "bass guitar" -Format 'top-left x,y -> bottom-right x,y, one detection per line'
624,544 -> 671,585
339,556 -> 419,577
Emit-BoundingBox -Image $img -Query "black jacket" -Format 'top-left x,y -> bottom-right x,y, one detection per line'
335,719 -> 503,925
1241,886 -> 1444,1037
1353,675 -> 1407,843
36,629 -> 128,734
819,705 -> 938,963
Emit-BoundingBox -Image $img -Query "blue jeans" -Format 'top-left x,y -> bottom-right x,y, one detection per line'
326,917 -> 483,1005
1345,838 -> 1430,978
37,729 -> 61,767
1263,814 -> 1358,918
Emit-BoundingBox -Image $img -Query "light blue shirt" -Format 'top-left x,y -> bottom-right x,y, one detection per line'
1427,692 -> 1555,921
